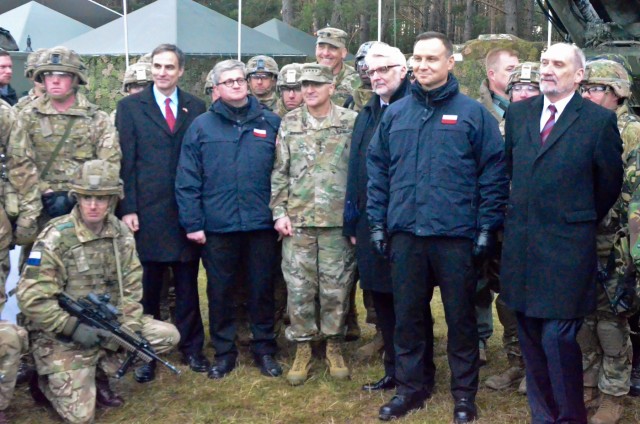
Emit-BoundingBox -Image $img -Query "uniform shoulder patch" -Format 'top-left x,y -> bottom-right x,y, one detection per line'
26,250 -> 42,266
55,221 -> 75,231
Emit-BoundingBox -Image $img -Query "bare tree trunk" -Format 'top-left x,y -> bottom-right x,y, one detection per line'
490,3 -> 496,33
422,0 -> 430,33
380,0 -> 393,43
331,0 -> 343,27
446,0 -> 454,41
504,0 -> 517,35
521,0 -> 534,39
359,13 -> 371,44
282,0 -> 294,25
464,0 -> 474,41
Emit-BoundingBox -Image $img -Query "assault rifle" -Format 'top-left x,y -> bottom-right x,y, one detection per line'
58,292 -> 180,378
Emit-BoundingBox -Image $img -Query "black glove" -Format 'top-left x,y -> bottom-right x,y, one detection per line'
370,225 -> 388,258
72,323 -> 108,349
472,226 -> 496,269
42,191 -> 76,218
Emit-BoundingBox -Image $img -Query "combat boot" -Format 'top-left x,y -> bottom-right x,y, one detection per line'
95,374 -> 124,408
584,386 -> 601,410
326,339 -> 350,379
344,310 -> 361,342
485,365 -> 525,390
590,393 -> 623,424
356,329 -> 384,359
287,342 -> 312,386
630,364 -> 640,397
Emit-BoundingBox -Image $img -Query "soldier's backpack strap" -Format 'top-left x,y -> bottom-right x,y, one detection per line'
112,238 -> 124,306
40,117 -> 78,179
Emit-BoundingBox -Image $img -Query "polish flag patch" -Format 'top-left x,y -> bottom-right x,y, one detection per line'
253,129 -> 267,138
441,115 -> 458,125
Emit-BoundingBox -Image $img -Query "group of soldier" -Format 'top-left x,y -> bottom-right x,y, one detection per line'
0,23 -> 636,424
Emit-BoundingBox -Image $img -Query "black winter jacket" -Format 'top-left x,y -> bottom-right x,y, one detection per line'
176,96 -> 281,234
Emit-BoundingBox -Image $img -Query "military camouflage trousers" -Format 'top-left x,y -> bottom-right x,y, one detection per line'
578,283 -> 632,396
33,315 -> 179,424
282,227 -> 356,342
0,322 -> 28,410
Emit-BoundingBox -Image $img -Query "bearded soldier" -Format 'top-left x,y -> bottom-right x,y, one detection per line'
17,160 -> 179,424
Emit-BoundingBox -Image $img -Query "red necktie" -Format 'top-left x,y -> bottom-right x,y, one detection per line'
540,104 -> 557,145
165,98 -> 176,132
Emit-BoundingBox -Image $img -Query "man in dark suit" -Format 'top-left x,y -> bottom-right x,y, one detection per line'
116,44 -> 208,381
501,43 -> 624,424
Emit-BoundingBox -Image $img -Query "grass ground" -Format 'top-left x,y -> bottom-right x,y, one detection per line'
7,277 -> 640,423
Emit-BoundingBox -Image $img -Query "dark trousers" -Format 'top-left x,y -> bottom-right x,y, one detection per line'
391,233 -> 478,400
516,313 -> 586,424
141,260 -> 203,355
371,290 -> 435,390
202,230 -> 277,360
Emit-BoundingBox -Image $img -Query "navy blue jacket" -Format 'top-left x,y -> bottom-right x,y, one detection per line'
366,74 -> 509,239
176,96 -> 280,234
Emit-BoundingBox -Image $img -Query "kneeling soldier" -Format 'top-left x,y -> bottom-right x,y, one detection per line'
17,160 -> 179,424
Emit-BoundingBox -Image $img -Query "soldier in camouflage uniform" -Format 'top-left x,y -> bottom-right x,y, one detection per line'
14,48 -> 48,114
484,62 -> 541,395
110,59 -> 153,124
344,41 -> 374,112
275,63 -> 303,117
16,160 -> 179,424
7,46 -> 121,250
246,55 -> 279,111
315,27 -> 359,107
0,99 -> 29,424
271,64 -> 357,386
577,59 -> 640,424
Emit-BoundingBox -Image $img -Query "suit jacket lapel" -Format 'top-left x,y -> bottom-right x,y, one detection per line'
526,96 -> 544,154
140,84 -> 175,136
173,88 -> 190,135
537,92 -> 582,158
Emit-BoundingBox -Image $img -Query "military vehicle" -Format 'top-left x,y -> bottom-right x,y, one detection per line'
539,0 -> 640,112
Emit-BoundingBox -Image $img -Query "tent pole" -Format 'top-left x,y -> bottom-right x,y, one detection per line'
123,0 -> 129,67
237,0 -> 242,60
377,0 -> 382,41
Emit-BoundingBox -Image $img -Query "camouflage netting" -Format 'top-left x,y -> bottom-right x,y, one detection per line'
78,37 -> 544,112
453,35 -> 545,99
81,54 -> 305,112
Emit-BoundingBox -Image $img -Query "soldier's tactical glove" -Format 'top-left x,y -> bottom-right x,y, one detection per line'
42,191 -> 76,218
370,226 -> 388,258
63,317 -> 108,349
472,226 -> 496,269
14,217 -> 37,245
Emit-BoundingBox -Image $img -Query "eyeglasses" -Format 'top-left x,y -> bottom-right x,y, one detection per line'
43,71 -> 73,79
365,65 -> 400,77
217,78 -> 247,88
249,74 -> 273,81
580,85 -> 610,95
279,86 -> 301,93
511,84 -> 540,93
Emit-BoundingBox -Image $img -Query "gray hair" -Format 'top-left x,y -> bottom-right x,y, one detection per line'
544,43 -> 586,71
365,42 -> 406,68
212,59 -> 246,85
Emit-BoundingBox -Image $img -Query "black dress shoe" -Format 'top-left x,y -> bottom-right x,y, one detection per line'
379,394 -> 426,421
255,354 -> 282,377
134,361 -> 156,383
453,398 -> 477,423
363,375 -> 397,391
207,358 -> 236,379
182,352 -> 210,373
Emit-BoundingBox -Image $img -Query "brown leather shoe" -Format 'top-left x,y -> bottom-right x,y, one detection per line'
96,377 -> 124,408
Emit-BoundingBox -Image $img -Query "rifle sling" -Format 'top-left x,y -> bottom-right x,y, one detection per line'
40,117 -> 78,179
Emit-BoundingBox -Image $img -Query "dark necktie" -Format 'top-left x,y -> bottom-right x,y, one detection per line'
540,104 -> 557,145
165,98 -> 176,132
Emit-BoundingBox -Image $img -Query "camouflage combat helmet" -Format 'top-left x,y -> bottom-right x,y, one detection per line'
69,160 -> 124,199
583,59 -> 632,99
204,68 -> 214,95
506,62 -> 541,94
122,61 -> 152,92
355,41 -> 376,72
24,48 -> 48,79
277,63 -> 302,88
33,46 -> 88,85
245,55 -> 279,77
